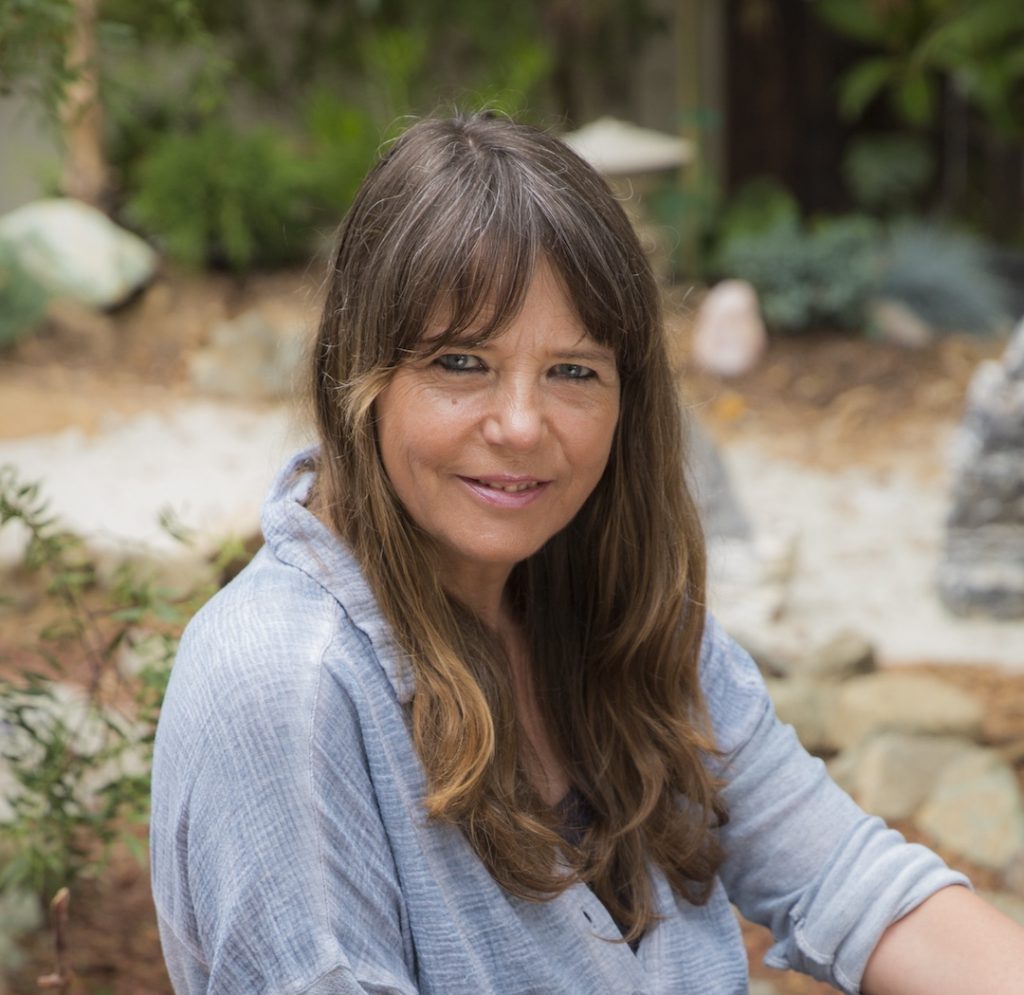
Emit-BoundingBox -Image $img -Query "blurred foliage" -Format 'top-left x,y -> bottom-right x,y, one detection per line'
714,195 -> 883,332
814,0 -> 1024,137
0,239 -> 50,349
125,121 -> 318,270
0,0 -> 77,111
710,177 -> 1011,335
842,133 -> 935,214
876,222 -> 1011,332
0,467 -> 247,902
2,0 -> 667,271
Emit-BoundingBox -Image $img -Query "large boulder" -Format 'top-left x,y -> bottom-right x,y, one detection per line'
830,731 -> 973,821
916,747 -> 1024,871
0,198 -> 158,309
830,671 -> 983,750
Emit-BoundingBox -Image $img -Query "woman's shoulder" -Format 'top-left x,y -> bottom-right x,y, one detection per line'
162,544 -> 384,745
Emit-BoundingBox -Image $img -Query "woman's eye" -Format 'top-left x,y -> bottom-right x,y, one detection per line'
435,353 -> 483,373
552,363 -> 595,380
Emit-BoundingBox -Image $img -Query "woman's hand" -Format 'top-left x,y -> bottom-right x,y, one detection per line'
862,885 -> 1024,994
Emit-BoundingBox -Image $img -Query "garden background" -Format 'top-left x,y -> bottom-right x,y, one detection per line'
1,1 -> 1024,992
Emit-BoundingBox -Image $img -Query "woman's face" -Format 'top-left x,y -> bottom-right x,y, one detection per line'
375,262 -> 620,602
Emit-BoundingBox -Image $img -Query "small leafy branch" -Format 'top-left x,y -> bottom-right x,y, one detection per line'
0,465 -> 239,903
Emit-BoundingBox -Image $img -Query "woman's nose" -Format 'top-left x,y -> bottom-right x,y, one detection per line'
481,381 -> 545,451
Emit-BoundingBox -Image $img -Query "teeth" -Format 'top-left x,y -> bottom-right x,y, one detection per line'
481,480 -> 540,493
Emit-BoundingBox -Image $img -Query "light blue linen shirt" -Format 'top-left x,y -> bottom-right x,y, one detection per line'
150,450 -> 968,995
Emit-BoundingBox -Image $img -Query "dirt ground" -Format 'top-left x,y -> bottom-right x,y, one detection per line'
2,270 -> 1022,994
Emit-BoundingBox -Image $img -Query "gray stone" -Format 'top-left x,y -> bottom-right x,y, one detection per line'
686,418 -> 751,543
691,280 -> 767,378
836,732 -> 973,821
940,324 -> 1024,618
831,672 -> 984,751
916,748 -> 1024,871
765,678 -> 839,754
0,198 -> 157,308
188,307 -> 308,400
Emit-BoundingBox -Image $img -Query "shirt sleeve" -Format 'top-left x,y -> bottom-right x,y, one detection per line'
699,615 -> 971,994
150,598 -> 419,995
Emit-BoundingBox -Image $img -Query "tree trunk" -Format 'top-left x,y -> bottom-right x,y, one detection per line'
60,0 -> 107,207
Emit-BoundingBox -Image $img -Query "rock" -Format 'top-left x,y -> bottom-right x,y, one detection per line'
733,626 -> 875,684
708,532 -> 796,636
691,280 -> 767,378
188,307 -> 308,400
869,298 -> 934,348
765,678 -> 839,754
831,672 -> 983,750
0,198 -> 158,309
748,980 -> 784,995
916,748 -> 1024,871
1002,848 -> 1024,898
809,630 -> 876,680
686,418 -> 751,543
939,322 -> 1024,618
835,732 -> 972,821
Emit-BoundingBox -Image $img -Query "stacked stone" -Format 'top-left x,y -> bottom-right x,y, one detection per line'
938,319 -> 1024,618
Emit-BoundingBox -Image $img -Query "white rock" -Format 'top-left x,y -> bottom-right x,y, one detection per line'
691,280 -> 767,378
0,198 -> 158,308
839,732 -> 973,821
916,748 -> 1024,871
869,298 -> 934,348
831,671 -> 984,750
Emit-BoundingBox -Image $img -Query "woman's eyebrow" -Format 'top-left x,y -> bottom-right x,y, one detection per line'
552,347 -> 616,364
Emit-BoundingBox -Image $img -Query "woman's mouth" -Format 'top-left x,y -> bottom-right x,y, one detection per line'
470,479 -> 543,493
459,476 -> 549,506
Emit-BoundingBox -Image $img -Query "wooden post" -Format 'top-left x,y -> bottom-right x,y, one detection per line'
60,0 -> 108,207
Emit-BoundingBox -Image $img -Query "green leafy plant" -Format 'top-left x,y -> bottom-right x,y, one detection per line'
0,467 -> 240,902
126,119 -> 317,270
843,133 -> 934,214
712,181 -> 884,332
0,239 -> 50,349
814,0 -> 1024,137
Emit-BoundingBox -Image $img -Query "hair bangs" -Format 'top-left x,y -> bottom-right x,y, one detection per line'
388,158 -> 545,361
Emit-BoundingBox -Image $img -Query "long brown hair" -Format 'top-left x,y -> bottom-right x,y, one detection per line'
311,112 -> 723,940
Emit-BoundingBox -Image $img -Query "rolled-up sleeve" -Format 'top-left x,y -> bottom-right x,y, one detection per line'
700,616 -> 970,994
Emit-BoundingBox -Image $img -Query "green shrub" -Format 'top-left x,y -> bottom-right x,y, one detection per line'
302,90 -> 380,219
876,223 -> 1011,333
715,211 -> 883,332
843,133 -> 934,214
0,239 -> 50,349
125,119 -> 317,270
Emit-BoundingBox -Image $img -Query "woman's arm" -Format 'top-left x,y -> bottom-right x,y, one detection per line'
862,885 -> 1024,994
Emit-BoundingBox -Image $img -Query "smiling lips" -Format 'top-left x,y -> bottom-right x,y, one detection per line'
460,476 -> 550,507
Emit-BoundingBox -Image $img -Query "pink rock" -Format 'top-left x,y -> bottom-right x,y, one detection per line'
692,279 -> 767,378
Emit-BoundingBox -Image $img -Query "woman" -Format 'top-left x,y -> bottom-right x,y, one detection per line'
150,113 -> 1023,994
